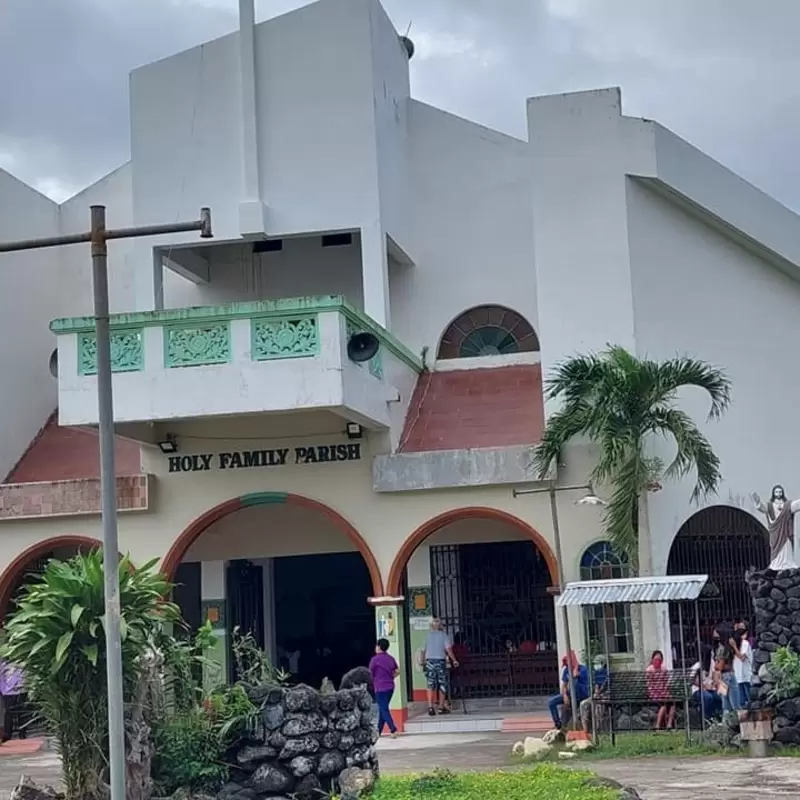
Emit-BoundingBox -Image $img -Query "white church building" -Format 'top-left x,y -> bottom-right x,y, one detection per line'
1,0 -> 798,730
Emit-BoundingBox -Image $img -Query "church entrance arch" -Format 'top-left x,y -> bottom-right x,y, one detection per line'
0,535 -> 103,622
164,493 -> 382,689
390,508 -> 559,700
667,505 -> 768,660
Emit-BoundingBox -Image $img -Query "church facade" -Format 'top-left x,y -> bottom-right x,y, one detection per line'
1,0 -> 798,730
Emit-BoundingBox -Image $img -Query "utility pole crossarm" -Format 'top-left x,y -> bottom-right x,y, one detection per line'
0,207 -> 211,253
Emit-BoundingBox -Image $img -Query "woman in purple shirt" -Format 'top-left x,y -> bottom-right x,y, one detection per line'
0,660 -> 26,742
369,638 -> 399,738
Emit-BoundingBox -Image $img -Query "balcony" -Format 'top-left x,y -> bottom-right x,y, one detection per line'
51,296 -> 422,431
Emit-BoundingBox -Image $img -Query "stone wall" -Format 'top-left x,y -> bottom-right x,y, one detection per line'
219,684 -> 378,800
748,568 -> 800,743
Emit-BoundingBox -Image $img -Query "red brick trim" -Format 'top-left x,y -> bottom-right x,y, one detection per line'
386,506 -> 557,596
160,493 -> 384,597
0,475 -> 149,520
0,535 -> 102,621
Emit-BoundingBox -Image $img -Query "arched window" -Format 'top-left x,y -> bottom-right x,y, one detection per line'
437,305 -> 539,360
580,541 -> 633,654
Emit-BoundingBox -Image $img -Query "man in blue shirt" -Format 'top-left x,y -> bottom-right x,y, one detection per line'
580,656 -> 608,735
548,651 -> 590,729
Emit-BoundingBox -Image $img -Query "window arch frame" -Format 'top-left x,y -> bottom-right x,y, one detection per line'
436,304 -> 540,360
579,540 -> 633,655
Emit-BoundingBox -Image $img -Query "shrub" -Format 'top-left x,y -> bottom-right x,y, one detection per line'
0,551 -> 179,800
151,710 -> 229,795
768,646 -> 800,702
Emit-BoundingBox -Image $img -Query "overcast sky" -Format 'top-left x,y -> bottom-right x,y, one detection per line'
1,0 -> 799,209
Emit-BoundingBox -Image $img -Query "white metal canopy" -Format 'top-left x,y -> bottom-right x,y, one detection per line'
556,574 -> 709,607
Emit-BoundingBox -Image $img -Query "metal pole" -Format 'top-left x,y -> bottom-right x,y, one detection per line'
695,599 -> 705,737
601,610 -> 614,746
550,485 -> 578,731
583,607 -> 595,742
678,603 -> 690,745
91,206 -> 126,800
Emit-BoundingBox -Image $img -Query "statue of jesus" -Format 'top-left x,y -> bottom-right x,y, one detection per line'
752,485 -> 800,571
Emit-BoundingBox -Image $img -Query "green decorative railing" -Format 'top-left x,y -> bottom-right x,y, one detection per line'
78,330 -> 144,376
251,315 -> 319,360
55,296 -> 422,376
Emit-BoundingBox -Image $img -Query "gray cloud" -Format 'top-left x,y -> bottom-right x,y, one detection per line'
1,0 -> 798,209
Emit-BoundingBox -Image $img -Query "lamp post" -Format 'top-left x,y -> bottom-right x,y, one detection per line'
513,481 -> 603,731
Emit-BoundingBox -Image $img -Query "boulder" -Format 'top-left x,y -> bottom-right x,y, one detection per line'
248,763 -> 294,795
337,767 -> 375,798
318,750 -> 347,776
285,685 -> 320,713
10,777 -> 63,800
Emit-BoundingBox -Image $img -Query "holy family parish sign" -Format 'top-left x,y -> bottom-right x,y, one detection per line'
167,443 -> 362,473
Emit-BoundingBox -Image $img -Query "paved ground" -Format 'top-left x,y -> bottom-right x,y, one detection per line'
3,733 -> 800,799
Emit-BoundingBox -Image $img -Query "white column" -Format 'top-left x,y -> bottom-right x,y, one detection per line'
238,0 -> 267,235
361,223 -> 391,328
528,88 -> 646,418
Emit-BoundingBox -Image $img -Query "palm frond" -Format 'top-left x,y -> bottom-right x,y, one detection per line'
649,406 -> 722,501
543,352 -> 605,403
647,355 -> 731,419
532,402 -> 592,478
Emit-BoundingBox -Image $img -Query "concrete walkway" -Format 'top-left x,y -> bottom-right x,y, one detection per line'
4,733 -> 800,799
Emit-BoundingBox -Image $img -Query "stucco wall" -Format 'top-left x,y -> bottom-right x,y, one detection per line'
627,178 -> 800,573
390,101 -> 536,358
0,433 -> 605,599
58,163 -> 136,315
0,171 -> 61,481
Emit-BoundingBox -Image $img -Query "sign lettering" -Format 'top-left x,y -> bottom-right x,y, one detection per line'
167,443 -> 362,473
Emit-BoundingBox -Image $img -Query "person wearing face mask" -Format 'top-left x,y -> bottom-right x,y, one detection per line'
580,655 -> 608,735
646,650 -> 676,730
733,624 -> 753,706
712,624 -> 742,714
548,650 -> 589,729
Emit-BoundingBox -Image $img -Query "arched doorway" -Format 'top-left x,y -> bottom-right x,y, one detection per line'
163,492 -> 382,688
0,535 -> 102,623
667,505 -> 768,660
389,508 -> 558,700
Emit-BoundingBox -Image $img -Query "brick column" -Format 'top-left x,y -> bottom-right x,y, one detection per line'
371,597 -> 408,732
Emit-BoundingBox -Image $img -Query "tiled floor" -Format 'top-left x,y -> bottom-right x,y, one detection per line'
0,738 -> 46,756
404,708 -> 551,735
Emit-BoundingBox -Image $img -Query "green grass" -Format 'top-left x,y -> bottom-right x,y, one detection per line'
369,766 -> 620,800
576,731 -> 722,760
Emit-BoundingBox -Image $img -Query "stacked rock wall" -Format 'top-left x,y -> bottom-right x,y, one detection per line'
219,684 -> 378,800
748,568 -> 800,743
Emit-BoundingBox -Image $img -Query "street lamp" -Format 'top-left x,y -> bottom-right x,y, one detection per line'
512,481 -> 605,731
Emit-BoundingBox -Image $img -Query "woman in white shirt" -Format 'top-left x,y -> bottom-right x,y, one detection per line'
734,625 -> 752,706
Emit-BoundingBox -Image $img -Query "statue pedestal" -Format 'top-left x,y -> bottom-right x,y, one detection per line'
748,568 -> 800,744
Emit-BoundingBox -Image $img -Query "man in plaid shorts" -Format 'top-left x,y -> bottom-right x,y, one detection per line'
421,618 -> 459,716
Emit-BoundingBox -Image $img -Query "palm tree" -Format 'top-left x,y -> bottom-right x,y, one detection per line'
533,345 -> 731,572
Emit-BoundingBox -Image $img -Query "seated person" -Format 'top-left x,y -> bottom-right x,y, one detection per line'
580,655 -> 608,735
548,650 -> 589,730
691,645 -> 720,723
646,650 -> 676,730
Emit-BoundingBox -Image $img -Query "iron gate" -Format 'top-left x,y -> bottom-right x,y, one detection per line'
430,540 -> 558,697
667,505 -> 768,661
